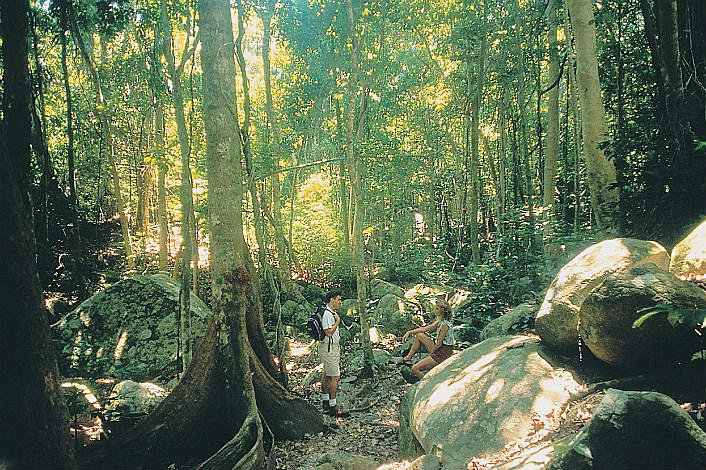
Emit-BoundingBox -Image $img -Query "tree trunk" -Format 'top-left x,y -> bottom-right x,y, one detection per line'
345,0 -> 375,377
58,6 -> 87,296
161,0 -> 195,372
156,101 -> 169,272
544,0 -> 559,212
567,0 -> 621,233
81,2 -> 323,467
236,0 -> 288,385
0,1 -> 77,466
260,1 -> 294,294
69,9 -> 135,268
468,26 -> 486,266
564,4 -> 583,234
335,97 -> 350,249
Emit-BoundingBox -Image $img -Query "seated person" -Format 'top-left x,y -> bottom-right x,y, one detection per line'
399,300 -> 455,379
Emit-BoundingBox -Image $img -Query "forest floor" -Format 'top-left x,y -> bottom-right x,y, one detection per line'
273,337 -> 412,470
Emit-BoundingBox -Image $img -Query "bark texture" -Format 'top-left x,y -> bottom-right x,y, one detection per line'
80,2 -> 323,467
567,0 -> 621,233
0,1 -> 76,466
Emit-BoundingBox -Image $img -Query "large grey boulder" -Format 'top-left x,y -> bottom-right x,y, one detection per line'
479,303 -> 537,341
373,293 -> 418,335
550,389 -> 706,470
399,335 -> 581,469
579,263 -> 706,368
670,218 -> 706,280
535,238 -> 669,352
103,380 -> 167,420
370,279 -> 406,299
54,274 -> 211,379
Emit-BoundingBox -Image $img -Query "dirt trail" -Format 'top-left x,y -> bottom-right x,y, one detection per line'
273,339 -> 411,470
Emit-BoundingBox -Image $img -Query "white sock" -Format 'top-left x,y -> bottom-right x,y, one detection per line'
329,398 -> 337,407
321,394 -> 329,401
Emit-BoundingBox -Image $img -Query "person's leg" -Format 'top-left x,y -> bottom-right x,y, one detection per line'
403,333 -> 435,362
329,375 -> 340,400
319,344 -> 330,409
411,355 -> 439,378
321,375 -> 330,408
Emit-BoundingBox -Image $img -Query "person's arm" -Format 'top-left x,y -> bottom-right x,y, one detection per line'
324,312 -> 340,337
402,319 -> 439,342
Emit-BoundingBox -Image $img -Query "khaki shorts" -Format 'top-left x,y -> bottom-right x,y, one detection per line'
318,341 -> 340,377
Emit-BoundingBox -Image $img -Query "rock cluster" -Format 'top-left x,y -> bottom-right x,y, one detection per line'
398,219 -> 706,469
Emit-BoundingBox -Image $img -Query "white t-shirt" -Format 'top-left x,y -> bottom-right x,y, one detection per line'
321,306 -> 340,344
435,320 -> 455,346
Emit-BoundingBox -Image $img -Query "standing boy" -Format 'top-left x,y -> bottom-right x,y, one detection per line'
319,290 -> 349,417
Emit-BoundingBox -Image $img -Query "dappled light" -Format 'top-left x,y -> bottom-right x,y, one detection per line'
113,330 -> 128,360
485,378 -> 504,404
61,382 -> 101,410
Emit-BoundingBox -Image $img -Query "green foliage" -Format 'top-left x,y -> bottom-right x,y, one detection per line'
633,304 -> 706,330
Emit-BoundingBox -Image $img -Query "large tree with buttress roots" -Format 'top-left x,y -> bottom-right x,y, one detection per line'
82,1 -> 324,468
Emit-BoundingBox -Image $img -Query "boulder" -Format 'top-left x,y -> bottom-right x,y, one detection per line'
54,274 -> 211,379
280,300 -> 300,324
479,303 -> 537,341
399,335 -> 581,468
103,380 -> 167,419
370,279 -> 406,299
349,348 -> 391,369
535,238 -> 669,352
449,289 -> 473,311
550,389 -> 706,470
374,293 -> 418,335
579,263 -> 706,368
670,218 -> 706,280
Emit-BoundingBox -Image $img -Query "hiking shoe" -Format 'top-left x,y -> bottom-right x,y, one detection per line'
328,405 -> 350,417
400,366 -> 420,384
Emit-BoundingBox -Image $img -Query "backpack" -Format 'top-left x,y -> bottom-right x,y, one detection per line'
306,306 -> 326,341
307,306 -> 332,351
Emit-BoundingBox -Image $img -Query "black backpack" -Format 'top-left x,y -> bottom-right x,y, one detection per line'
307,306 -> 326,341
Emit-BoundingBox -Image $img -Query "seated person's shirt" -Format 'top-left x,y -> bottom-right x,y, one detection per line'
435,320 -> 455,346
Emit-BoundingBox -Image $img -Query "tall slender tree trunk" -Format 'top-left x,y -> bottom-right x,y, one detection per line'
70,10 -> 135,268
260,2 -> 293,294
161,0 -> 194,372
235,0 -> 289,386
0,1 -> 76,466
335,97 -> 351,249
544,0 -> 559,212
156,101 -> 169,272
345,0 -> 374,377
467,25 -> 487,266
564,4 -> 583,234
567,0 -> 621,232
59,7 -> 86,295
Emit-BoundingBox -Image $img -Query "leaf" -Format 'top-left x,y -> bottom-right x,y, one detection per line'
553,443 -> 570,456
574,441 -> 593,459
632,311 -> 659,328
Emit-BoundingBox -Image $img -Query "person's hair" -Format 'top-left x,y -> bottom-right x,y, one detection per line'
436,299 -> 452,321
325,289 -> 342,304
